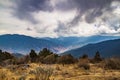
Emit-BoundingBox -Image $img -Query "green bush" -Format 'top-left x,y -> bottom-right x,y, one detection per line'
39,48 -> 53,58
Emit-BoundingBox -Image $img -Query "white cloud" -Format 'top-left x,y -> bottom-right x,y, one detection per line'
0,0 -> 120,38
31,9 -> 77,37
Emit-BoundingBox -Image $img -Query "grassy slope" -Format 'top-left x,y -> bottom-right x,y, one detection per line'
0,63 -> 120,80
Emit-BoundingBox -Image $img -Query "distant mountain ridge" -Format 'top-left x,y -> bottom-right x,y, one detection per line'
63,39 -> 120,58
0,34 -> 63,54
0,34 -> 120,55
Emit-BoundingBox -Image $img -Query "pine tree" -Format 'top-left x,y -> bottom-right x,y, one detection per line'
94,51 -> 102,62
39,48 -> 53,57
29,49 -> 37,62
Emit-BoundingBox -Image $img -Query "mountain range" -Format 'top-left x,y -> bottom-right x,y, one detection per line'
0,34 -> 120,56
0,34 -> 63,54
63,39 -> 120,58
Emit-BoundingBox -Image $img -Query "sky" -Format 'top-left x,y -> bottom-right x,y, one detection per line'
0,0 -> 120,38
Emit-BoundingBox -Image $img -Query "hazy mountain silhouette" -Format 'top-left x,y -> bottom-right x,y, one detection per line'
63,39 -> 120,58
0,34 -> 119,55
0,34 -> 63,54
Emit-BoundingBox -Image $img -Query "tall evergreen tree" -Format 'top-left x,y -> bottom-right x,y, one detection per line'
94,51 -> 102,62
29,49 -> 37,62
0,49 -> 2,53
39,48 -> 53,57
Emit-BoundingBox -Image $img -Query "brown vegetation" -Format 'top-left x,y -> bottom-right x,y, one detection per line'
0,49 -> 120,80
104,57 -> 120,70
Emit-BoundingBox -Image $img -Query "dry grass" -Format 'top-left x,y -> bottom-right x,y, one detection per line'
0,63 -> 120,80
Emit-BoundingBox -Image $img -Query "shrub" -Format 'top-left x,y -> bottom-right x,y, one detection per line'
43,54 -> 58,64
2,59 -> 14,66
0,51 -> 15,62
19,75 -> 26,80
0,70 -> 6,80
77,59 -> 90,70
55,65 -> 61,71
105,58 -> 120,70
30,67 -> 53,80
24,55 -> 31,63
57,54 -> 76,65
79,54 -> 88,59
15,57 -> 26,65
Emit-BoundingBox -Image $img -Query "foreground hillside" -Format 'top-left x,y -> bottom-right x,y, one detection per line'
64,39 -> 120,58
0,48 -> 120,80
0,63 -> 120,80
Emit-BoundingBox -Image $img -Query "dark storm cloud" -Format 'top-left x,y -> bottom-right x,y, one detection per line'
13,0 -> 53,23
72,0 -> 115,23
13,0 -> 120,24
54,21 -> 77,36
54,21 -> 70,36
56,0 -> 120,25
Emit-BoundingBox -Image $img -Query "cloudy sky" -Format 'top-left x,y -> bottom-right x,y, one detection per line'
0,0 -> 120,38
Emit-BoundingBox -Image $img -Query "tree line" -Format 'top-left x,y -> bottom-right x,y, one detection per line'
0,48 -> 103,65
